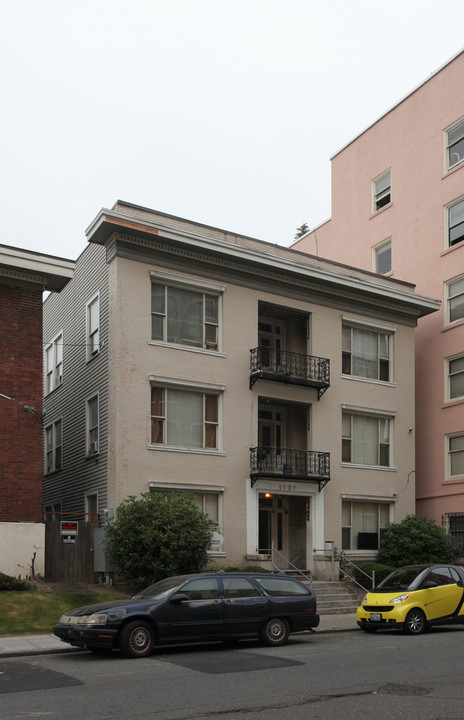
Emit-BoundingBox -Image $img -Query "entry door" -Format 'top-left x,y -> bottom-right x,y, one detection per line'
258,318 -> 285,371
258,495 -> 289,561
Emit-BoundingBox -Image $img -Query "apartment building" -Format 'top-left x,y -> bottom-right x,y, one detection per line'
293,49 -> 464,552
0,244 -> 73,576
42,201 -> 438,578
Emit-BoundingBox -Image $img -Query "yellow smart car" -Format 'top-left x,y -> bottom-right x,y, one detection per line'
357,564 -> 464,635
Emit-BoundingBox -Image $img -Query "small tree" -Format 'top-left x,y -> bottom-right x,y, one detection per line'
377,514 -> 461,567
294,223 -> 309,239
105,492 -> 213,590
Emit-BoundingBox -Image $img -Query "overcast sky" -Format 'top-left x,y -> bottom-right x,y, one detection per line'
2,1 -> 464,261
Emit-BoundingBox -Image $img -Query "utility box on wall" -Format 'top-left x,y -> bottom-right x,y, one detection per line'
93,527 -> 115,573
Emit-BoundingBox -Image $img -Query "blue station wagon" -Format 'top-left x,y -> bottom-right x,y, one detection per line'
54,572 -> 319,658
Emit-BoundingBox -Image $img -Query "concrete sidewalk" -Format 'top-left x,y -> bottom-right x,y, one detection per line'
0,614 -> 358,658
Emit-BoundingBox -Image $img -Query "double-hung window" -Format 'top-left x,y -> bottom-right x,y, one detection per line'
447,355 -> 464,401
447,433 -> 464,479
446,275 -> 464,324
86,293 -> 100,359
342,322 -> 392,382
342,501 -> 390,551
443,513 -> 464,553
373,238 -> 392,274
342,410 -> 392,467
150,274 -> 222,351
446,118 -> 464,171
150,380 -> 222,451
86,395 -> 99,455
372,170 -> 391,212
45,419 -> 62,473
44,332 -> 63,394
447,198 -> 464,248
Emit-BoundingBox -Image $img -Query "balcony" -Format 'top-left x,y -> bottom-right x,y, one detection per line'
250,347 -> 330,398
250,447 -> 330,491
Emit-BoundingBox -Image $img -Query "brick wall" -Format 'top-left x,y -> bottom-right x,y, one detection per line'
0,281 -> 43,523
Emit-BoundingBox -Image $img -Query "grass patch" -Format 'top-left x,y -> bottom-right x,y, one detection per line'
0,591 -> 129,636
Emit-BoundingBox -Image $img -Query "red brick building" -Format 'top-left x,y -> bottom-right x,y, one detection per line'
0,245 -> 73,577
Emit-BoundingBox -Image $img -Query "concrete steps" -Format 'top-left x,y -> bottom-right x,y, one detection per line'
312,580 -> 362,615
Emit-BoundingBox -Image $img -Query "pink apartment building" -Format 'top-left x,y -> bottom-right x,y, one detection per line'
293,49 -> 464,551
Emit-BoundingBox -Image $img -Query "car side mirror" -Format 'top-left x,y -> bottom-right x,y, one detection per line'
170,592 -> 188,603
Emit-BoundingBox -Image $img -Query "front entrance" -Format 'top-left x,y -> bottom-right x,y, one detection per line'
258,494 -> 308,570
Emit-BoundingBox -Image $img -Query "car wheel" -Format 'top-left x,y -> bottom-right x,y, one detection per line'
119,620 -> 155,658
259,617 -> 290,646
403,609 -> 426,635
360,625 -> 378,633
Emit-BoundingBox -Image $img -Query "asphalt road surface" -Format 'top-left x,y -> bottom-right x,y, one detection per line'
1,626 -> 464,719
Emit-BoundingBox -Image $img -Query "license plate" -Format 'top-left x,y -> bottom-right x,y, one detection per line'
370,613 -> 382,622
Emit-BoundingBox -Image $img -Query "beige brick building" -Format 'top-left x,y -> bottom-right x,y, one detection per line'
43,201 -> 439,579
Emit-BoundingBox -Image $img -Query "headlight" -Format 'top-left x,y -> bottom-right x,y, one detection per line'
389,593 -> 410,604
361,595 -> 367,603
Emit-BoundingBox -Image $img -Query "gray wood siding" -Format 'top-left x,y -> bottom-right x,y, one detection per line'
43,243 -> 109,521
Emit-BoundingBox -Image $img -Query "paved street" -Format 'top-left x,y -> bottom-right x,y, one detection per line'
1,623 -> 464,719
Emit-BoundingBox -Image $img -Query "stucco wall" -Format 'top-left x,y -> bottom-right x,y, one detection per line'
0,523 -> 45,578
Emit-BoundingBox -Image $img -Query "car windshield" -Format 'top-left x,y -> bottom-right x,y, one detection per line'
374,567 -> 428,592
132,576 -> 187,600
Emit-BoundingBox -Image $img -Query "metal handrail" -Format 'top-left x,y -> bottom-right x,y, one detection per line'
333,545 -> 375,591
260,541 -> 311,586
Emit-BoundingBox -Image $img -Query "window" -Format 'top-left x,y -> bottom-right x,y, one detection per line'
86,395 -> 99,455
44,502 -> 62,521
86,294 -> 100,359
45,419 -> 63,473
447,355 -> 464,400
372,170 -> 391,212
222,577 -> 261,598
181,578 -> 219,600
446,118 -> 464,170
151,387 -> 219,449
342,325 -> 392,381
254,577 -> 311,596
447,433 -> 464,479
342,501 -> 390,550
151,282 -> 220,350
373,239 -> 392,274
447,198 -> 464,248
342,412 -> 391,467
446,276 -> 464,324
193,492 -> 220,530
443,512 -> 464,553
44,332 -> 63,394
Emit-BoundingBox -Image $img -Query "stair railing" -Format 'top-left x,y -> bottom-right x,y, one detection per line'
332,544 -> 375,592
261,542 -> 311,586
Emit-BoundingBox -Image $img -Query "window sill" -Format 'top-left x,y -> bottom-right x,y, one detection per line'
85,453 -> 100,461
44,382 -> 63,398
148,445 -> 226,456
148,340 -> 226,358
370,202 -> 393,219
340,374 -> 396,388
86,350 -> 101,364
443,397 -> 464,408
207,551 -> 226,557
442,317 -> 464,332
442,161 -> 464,178
341,463 -> 396,472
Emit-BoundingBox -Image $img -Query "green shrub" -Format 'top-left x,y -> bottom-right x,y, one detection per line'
378,514 -> 461,567
0,572 -> 30,591
105,491 -> 213,591
351,563 -> 395,589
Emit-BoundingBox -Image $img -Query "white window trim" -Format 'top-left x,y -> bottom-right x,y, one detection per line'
445,432 -> 464,482
149,377 -> 225,453
372,169 -> 392,214
445,195 -> 464,250
44,417 -> 63,474
150,270 -> 224,353
341,405 -> 396,471
372,238 -> 392,275
444,117 -> 464,172
86,292 -> 100,362
44,331 -> 63,395
444,274 -> 464,326
86,393 -> 99,456
445,353 -> 464,403
341,319 -> 395,384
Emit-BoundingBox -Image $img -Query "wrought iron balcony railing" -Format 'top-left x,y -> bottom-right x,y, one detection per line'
250,446 -> 330,491
250,347 -> 330,398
